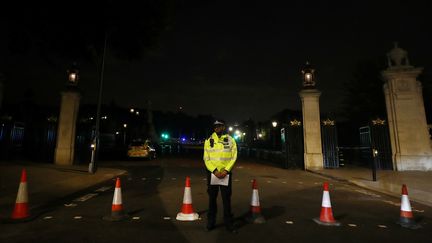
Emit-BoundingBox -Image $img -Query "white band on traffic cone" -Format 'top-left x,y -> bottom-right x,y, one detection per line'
112,187 -> 122,205
401,195 -> 412,212
251,189 -> 260,207
183,187 -> 192,204
16,182 -> 28,203
322,191 -> 331,208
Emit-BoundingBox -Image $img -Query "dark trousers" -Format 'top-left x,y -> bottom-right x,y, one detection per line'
206,171 -> 233,228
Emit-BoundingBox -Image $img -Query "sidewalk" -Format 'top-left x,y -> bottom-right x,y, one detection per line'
308,165 -> 432,207
0,161 -> 127,217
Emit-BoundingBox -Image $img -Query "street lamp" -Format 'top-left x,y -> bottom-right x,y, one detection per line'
88,32 -> 108,174
271,121 -> 278,149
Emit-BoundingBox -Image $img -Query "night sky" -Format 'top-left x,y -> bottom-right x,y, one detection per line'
2,0 -> 431,123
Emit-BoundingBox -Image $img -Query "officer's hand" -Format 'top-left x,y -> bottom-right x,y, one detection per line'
220,170 -> 228,178
214,171 -> 222,178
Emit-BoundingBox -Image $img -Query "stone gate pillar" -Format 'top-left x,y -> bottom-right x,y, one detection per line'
299,62 -> 324,170
55,64 -> 81,165
381,43 -> 432,171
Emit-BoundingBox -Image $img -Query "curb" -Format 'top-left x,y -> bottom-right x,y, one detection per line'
306,169 -> 432,207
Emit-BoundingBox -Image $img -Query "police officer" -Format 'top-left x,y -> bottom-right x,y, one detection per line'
203,120 -> 238,233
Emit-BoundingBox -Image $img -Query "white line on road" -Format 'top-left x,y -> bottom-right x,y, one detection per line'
95,186 -> 111,192
282,181 -> 287,184
355,189 -> 381,198
43,216 -> 53,220
377,225 -> 387,228
380,200 -> 400,207
348,224 -> 357,227
285,221 -> 294,224
74,216 -> 83,220
163,216 -> 171,220
74,193 -> 98,202
64,203 -> 78,207
132,217 -> 140,220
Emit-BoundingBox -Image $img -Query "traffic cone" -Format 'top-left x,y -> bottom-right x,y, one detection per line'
396,184 -> 421,229
11,169 -> 30,220
103,178 -> 129,221
176,176 -> 199,221
246,179 -> 265,223
313,182 -> 341,226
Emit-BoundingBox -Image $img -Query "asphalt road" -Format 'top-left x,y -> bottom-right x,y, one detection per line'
1,156 -> 431,243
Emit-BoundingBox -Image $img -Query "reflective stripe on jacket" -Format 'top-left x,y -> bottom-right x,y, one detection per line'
203,132 -> 237,172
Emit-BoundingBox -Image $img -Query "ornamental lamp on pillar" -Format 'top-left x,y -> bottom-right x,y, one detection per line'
55,62 -> 81,166
299,61 -> 323,170
67,62 -> 79,86
301,61 -> 316,88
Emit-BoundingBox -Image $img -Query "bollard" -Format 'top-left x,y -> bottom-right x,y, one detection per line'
372,148 -> 378,181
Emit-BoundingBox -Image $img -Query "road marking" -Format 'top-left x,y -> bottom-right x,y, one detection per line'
74,193 -> 98,202
413,209 -> 425,213
95,186 -> 111,192
43,216 -> 53,220
163,216 -> 171,220
64,203 -> 78,207
285,221 -> 294,224
355,189 -> 381,198
132,217 -> 140,220
234,179 -> 239,182
282,181 -> 287,184
203,178 -> 207,181
348,224 -> 357,227
142,178 -> 146,180
74,216 -> 83,220
377,225 -> 387,228
267,181 -> 272,183
380,200 -> 400,207
156,178 -> 161,180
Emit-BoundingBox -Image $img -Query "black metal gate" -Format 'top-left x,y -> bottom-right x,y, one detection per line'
359,118 -> 393,170
281,118 -> 304,169
321,118 -> 339,168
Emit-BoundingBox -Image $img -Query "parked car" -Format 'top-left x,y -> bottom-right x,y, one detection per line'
127,139 -> 157,159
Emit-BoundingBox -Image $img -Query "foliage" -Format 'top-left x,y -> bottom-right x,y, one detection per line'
340,59 -> 387,127
6,0 -> 174,62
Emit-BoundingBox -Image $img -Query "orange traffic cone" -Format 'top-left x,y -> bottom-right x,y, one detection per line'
313,182 -> 341,226
103,178 -> 129,221
176,176 -> 199,221
396,184 -> 421,229
246,179 -> 265,223
11,169 -> 30,220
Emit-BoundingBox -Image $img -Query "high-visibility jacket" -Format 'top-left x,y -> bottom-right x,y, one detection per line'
203,132 -> 237,173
